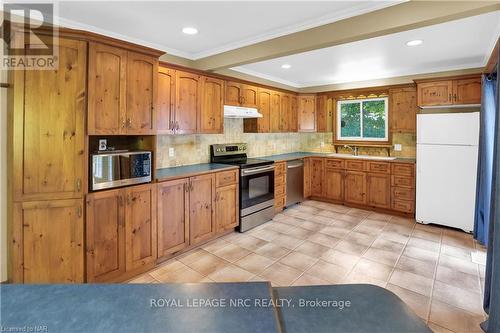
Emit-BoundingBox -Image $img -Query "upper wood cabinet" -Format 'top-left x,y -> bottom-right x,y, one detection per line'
416,76 -> 481,107
316,95 -> 333,132
290,95 -> 298,132
200,76 -> 224,134
12,38 -> 86,202
124,183 -> 157,271
244,88 -> 271,133
86,189 -> 125,282
224,81 -> 258,108
270,91 -> 282,132
157,66 -> 176,134
88,43 -> 158,135
157,179 -> 190,259
298,95 -> 316,132
13,199 -> 84,283
390,87 -> 417,133
175,71 -> 202,134
280,94 -> 291,132
189,174 -> 216,245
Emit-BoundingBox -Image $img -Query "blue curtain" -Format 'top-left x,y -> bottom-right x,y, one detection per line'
474,74 -> 498,245
481,43 -> 499,333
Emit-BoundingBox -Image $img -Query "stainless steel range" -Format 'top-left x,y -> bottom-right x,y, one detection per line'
210,143 -> 275,232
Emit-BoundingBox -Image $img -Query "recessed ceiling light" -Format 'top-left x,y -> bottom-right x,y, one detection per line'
182,27 -> 198,35
281,64 -> 291,69
406,39 -> 423,47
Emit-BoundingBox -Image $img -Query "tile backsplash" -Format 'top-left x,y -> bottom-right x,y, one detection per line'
156,118 -> 416,169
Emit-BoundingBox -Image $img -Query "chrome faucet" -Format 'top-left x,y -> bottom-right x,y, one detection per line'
343,145 -> 359,156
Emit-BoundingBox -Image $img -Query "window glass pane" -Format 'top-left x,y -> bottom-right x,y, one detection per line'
340,102 -> 361,137
362,100 -> 386,138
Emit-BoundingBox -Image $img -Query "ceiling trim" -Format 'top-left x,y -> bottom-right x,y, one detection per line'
194,1 -> 500,71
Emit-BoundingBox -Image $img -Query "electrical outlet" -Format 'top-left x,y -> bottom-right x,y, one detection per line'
320,141 -> 325,148
169,147 -> 175,157
394,144 -> 402,151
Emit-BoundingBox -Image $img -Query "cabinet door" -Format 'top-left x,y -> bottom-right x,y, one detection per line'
157,66 -> 176,134
225,81 -> 242,106
325,168 -> 344,201
200,76 -> 224,134
125,184 -> 157,271
303,158 -> 311,198
310,158 -> 324,197
270,91 -> 282,132
417,81 -> 453,106
298,95 -> 316,132
126,51 -> 158,134
157,179 -> 189,259
289,95 -> 298,132
86,189 -> 125,282
316,95 -> 328,132
280,94 -> 290,132
215,184 -> 239,233
14,199 -> 84,283
390,87 -> 417,133
175,71 -> 201,134
257,88 -> 271,132
241,85 -> 259,108
453,78 -> 481,104
344,171 -> 366,205
366,173 -> 391,209
88,42 -> 127,135
189,174 -> 216,245
13,38 -> 86,201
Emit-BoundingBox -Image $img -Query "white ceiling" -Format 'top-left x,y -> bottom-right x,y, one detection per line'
232,11 -> 500,87
56,1 -> 401,59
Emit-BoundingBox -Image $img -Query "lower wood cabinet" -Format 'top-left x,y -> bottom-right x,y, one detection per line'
215,184 -> 239,232
366,173 -> 391,209
157,179 -> 190,259
86,184 -> 157,282
189,174 -> 216,245
344,171 -> 366,205
325,168 -> 344,201
310,158 -> 325,197
13,199 -> 84,283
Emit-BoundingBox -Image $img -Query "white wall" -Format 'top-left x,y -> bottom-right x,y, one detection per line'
1,68 -> 7,282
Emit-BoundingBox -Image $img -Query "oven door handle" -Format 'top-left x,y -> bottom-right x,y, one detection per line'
241,165 -> 275,176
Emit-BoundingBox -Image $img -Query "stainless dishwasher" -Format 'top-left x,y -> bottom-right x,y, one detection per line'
286,159 -> 304,207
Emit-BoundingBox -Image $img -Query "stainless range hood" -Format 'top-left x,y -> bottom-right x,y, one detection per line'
224,105 -> 263,118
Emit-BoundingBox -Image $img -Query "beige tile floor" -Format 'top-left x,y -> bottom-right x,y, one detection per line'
129,200 -> 488,333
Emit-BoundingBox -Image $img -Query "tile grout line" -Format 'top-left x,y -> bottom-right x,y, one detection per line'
425,225 -> 444,326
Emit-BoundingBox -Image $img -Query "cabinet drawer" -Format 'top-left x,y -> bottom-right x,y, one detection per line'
275,162 -> 286,176
325,159 -> 345,169
392,199 -> 414,213
392,187 -> 415,201
346,160 -> 365,171
391,163 -> 415,177
275,184 -> 286,197
391,175 -> 415,188
367,161 -> 390,174
216,170 -> 238,187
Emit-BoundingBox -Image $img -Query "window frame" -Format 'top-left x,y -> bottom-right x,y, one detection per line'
336,97 -> 389,142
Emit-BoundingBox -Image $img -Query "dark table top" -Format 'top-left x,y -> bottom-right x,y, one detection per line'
258,152 -> 416,163
155,163 -> 238,182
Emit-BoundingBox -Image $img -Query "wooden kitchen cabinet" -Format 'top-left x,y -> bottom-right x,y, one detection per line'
416,75 -> 481,107
88,42 -> 127,135
274,161 -> 287,212
417,80 -> 453,106
13,199 -> 84,283
270,91 -> 282,132
366,173 -> 391,209
189,174 -> 216,245
344,171 -> 366,205
298,95 -> 316,132
310,158 -> 325,197
244,88 -> 271,133
241,85 -> 259,108
453,78 -> 481,104
390,87 -> 417,133
280,94 -> 291,132
303,158 -> 311,198
325,168 -> 344,201
316,95 -> 333,132
290,95 -> 298,132
157,179 -> 190,259
224,81 -> 258,108
86,189 -> 125,282
125,184 -> 157,271
157,66 -> 176,134
12,37 -> 86,202
175,70 -> 202,134
215,184 -> 239,232
200,76 -> 224,134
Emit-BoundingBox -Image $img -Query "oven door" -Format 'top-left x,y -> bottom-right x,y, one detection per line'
240,165 -> 275,213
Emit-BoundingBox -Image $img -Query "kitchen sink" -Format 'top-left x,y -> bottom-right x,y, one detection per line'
326,153 -> 397,161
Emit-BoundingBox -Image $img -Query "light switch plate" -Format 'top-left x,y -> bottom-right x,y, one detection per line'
394,144 -> 402,151
98,139 -> 107,151
169,147 -> 175,157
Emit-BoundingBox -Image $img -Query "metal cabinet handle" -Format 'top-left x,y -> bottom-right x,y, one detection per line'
76,179 -> 81,192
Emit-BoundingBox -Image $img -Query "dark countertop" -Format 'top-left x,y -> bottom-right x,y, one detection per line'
259,152 -> 416,164
155,163 -> 238,182
1,283 -> 431,333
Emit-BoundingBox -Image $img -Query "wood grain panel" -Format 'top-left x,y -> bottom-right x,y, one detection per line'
366,173 -> 391,209
200,76 -> 224,134
189,174 -> 216,245
344,171 -> 366,205
215,184 -> 239,233
157,66 -> 176,134
175,71 -> 201,134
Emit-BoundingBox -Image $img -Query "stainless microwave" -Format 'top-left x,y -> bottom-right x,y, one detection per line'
91,151 -> 152,191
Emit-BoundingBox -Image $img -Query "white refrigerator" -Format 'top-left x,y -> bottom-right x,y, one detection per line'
416,112 -> 480,232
